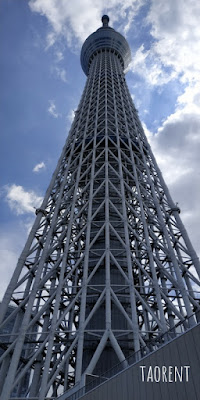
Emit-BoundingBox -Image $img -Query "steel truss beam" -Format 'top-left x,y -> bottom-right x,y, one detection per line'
0,30 -> 200,400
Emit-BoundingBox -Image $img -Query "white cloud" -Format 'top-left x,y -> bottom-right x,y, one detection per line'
67,109 -> 76,123
147,83 -> 200,255
55,66 -> 67,82
128,0 -> 200,88
132,0 -> 200,256
0,232 -> 23,300
4,184 -> 43,215
129,44 -> 177,86
147,0 -> 200,84
55,50 -> 64,62
50,66 -> 67,83
28,0 -> 200,88
33,161 -> 46,172
29,0 -> 145,47
46,31 -> 57,49
48,99 -> 60,117
0,216 -> 35,300
29,0 -> 101,46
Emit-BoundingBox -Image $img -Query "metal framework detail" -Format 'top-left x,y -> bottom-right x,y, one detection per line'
0,15 -> 200,400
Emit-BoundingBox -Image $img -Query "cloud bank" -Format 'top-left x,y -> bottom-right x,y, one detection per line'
29,0 -> 145,46
4,184 -> 43,215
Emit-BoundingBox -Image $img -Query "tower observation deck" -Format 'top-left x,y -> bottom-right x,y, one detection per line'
0,15 -> 200,400
81,15 -> 131,75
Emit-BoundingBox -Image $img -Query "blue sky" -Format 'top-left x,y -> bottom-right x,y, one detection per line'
0,0 -> 200,298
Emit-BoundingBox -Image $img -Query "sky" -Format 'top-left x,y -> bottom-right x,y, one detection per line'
0,0 -> 200,299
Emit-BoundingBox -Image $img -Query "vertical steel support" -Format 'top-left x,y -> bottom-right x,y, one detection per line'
0,15 -> 200,399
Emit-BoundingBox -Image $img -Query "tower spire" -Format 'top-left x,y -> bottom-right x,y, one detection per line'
102,14 -> 109,27
0,16 -> 200,400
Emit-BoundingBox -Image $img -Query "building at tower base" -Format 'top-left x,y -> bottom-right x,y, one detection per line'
59,322 -> 200,400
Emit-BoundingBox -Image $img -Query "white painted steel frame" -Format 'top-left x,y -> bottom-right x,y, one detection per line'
0,21 -> 200,400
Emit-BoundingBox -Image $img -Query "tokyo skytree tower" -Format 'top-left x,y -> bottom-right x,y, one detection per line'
0,15 -> 200,400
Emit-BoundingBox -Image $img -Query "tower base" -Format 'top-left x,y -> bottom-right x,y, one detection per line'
59,322 -> 200,400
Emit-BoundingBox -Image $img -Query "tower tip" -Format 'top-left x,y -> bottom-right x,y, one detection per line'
102,15 -> 109,27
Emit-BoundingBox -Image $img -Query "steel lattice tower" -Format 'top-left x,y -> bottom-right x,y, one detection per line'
0,15 -> 200,400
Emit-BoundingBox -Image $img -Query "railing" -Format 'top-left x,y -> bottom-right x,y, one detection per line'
58,313 -> 199,400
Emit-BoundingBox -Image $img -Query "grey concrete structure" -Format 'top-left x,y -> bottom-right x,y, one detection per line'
0,15 -> 200,400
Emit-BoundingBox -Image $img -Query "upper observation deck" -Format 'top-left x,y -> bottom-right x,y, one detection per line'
81,15 -> 131,76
